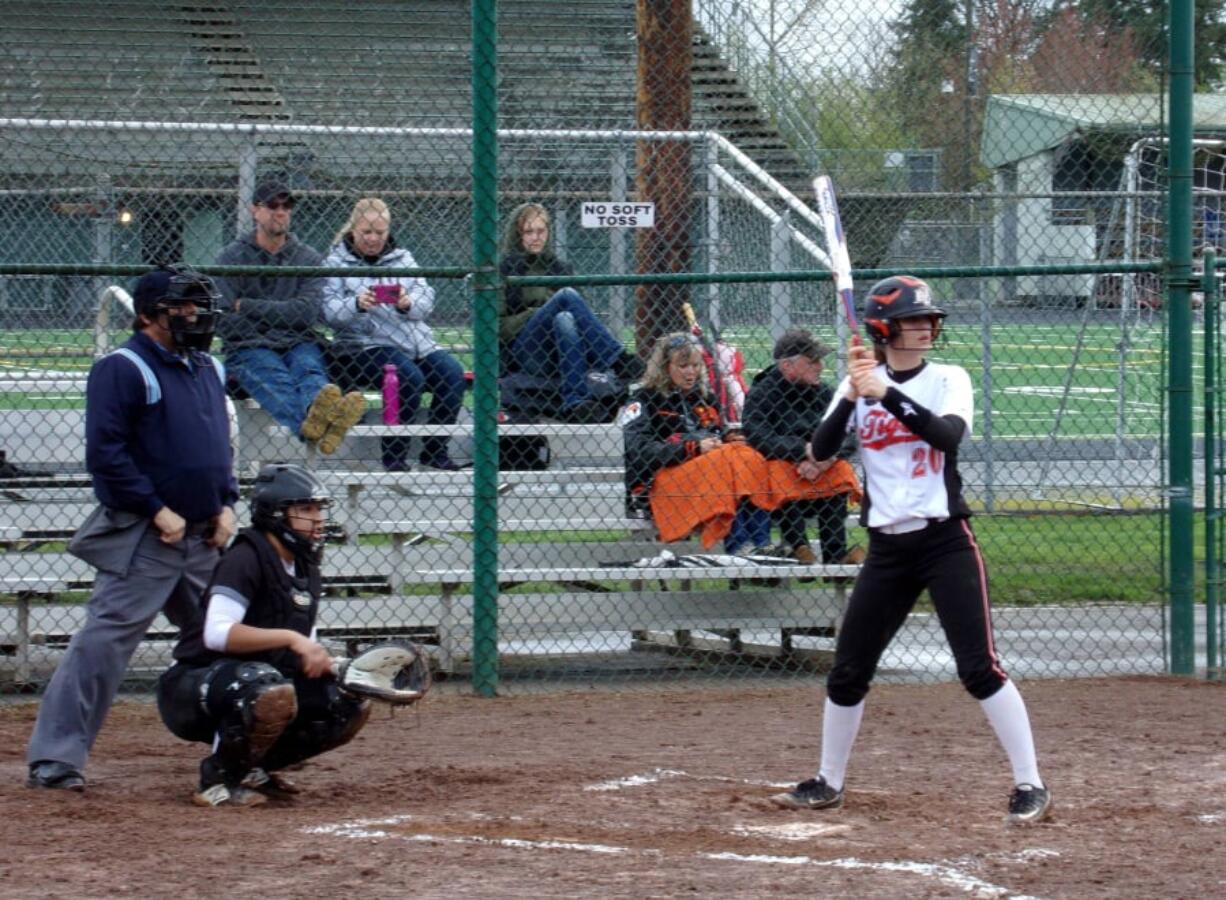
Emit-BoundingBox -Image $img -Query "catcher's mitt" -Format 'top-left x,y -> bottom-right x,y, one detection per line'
334,641 -> 432,705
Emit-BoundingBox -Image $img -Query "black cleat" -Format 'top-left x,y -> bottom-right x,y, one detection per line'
27,761 -> 85,792
1007,783 -> 1053,825
770,776 -> 844,810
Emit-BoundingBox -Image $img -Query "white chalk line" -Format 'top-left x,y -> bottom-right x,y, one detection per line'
583,767 -> 790,792
732,822 -> 853,841
1196,812 -> 1226,824
305,814 -> 1056,898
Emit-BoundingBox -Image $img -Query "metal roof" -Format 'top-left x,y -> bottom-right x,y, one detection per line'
980,93 -> 1226,168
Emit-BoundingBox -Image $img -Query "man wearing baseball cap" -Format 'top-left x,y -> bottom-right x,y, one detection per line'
213,178 -> 364,455
741,328 -> 865,566
26,266 -> 238,791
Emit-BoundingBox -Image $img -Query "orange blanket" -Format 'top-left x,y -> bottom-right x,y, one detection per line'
649,441 -> 862,546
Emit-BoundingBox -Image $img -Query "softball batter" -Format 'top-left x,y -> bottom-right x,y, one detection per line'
771,275 -> 1051,825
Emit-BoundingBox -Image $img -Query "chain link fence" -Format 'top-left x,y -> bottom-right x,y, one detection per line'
0,0 -> 1207,693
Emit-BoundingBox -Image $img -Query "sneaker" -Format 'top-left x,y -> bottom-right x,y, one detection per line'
791,543 -> 819,565
318,391 -> 367,455
27,761 -> 85,792
242,767 -> 300,798
301,384 -> 342,442
770,776 -> 844,810
1007,783 -> 1052,825
193,783 -> 268,808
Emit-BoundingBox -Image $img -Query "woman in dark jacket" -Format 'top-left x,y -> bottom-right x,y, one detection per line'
500,203 -> 642,421
621,333 -> 767,548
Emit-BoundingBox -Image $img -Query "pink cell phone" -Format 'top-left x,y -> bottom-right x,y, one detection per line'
371,284 -> 400,304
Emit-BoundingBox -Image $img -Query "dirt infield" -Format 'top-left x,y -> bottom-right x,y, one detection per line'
1,676 -> 1223,898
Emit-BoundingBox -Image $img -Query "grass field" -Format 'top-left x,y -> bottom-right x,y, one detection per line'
0,318 -> 1182,444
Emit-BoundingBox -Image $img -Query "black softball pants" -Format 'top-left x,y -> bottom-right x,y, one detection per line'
825,517 -> 1008,706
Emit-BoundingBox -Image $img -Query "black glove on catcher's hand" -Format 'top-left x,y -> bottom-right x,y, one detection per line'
333,641 -> 432,705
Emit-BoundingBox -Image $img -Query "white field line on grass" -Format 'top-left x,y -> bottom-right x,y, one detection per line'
304,814 -> 1053,899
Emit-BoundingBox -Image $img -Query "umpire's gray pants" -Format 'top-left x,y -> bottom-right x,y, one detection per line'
26,528 -> 218,771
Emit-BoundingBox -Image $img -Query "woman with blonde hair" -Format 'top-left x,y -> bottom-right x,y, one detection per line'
500,202 -> 643,422
322,198 -> 466,471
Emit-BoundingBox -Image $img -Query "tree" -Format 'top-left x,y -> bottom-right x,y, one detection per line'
1060,0 -> 1226,88
1026,7 -> 1155,92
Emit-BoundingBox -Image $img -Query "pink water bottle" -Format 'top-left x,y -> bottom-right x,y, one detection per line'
381,364 -> 400,425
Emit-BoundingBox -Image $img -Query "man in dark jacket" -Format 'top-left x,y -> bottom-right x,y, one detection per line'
26,266 -> 238,792
214,179 -> 364,454
742,329 -> 864,565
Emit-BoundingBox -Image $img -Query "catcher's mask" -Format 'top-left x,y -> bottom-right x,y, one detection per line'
862,275 -> 947,347
251,463 -> 332,563
133,264 -> 221,352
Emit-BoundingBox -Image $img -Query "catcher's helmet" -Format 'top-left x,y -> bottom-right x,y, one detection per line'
251,463 -> 331,562
132,264 -> 221,352
862,275 -> 947,346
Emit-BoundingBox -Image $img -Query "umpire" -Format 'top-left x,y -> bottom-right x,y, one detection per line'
25,266 -> 238,791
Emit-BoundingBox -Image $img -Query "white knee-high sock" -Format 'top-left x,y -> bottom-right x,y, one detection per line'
818,697 -> 865,791
979,679 -> 1043,787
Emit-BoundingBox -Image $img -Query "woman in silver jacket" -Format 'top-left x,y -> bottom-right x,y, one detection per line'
322,198 -> 466,471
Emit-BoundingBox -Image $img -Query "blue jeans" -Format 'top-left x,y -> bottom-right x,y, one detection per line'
509,288 -> 625,408
226,343 -> 331,436
331,346 -> 466,469
725,502 -> 771,554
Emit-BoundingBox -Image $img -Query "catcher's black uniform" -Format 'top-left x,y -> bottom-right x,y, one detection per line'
156,528 -> 368,794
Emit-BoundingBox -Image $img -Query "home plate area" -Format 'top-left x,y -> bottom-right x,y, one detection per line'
304,769 -> 1063,898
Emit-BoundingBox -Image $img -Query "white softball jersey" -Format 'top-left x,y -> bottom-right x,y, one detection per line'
827,362 -> 974,529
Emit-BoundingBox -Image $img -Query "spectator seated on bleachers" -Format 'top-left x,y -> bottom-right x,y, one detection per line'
498,202 -> 644,424
621,333 -> 861,551
742,328 -> 865,567
214,178 -> 364,455
322,197 -> 466,472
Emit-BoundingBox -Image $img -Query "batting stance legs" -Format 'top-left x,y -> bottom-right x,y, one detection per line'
811,520 -> 1043,812
158,659 -> 370,803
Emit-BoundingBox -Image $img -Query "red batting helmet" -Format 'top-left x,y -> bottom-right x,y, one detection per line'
862,275 -> 947,346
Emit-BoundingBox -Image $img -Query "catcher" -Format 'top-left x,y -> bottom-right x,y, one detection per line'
156,463 -> 429,807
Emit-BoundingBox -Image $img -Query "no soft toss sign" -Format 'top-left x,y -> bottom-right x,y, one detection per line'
580,202 -> 655,228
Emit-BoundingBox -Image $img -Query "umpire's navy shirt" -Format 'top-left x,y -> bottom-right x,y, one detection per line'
85,331 -> 239,523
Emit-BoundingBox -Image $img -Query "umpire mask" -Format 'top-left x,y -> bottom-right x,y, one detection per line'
135,265 -> 221,353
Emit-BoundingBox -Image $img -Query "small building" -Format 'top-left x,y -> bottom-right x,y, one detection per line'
980,93 -> 1226,304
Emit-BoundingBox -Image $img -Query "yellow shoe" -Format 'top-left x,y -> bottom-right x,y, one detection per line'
318,391 -> 366,455
301,384 -> 342,442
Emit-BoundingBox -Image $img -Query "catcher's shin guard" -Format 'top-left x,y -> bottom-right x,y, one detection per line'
207,662 -> 298,781
259,682 -> 370,772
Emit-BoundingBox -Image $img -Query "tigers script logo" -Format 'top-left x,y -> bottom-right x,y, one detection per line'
858,407 -> 922,451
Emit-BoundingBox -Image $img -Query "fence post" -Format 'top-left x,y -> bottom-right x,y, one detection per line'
769,211 -> 791,340
609,146 -> 628,339
470,0 -> 500,697
236,139 -> 258,237
705,135 -> 721,329
1203,250 -> 1219,678
978,273 -> 995,513
1167,0 -> 1196,675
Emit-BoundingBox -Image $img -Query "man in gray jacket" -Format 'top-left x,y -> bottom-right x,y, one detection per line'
214,179 -> 364,455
